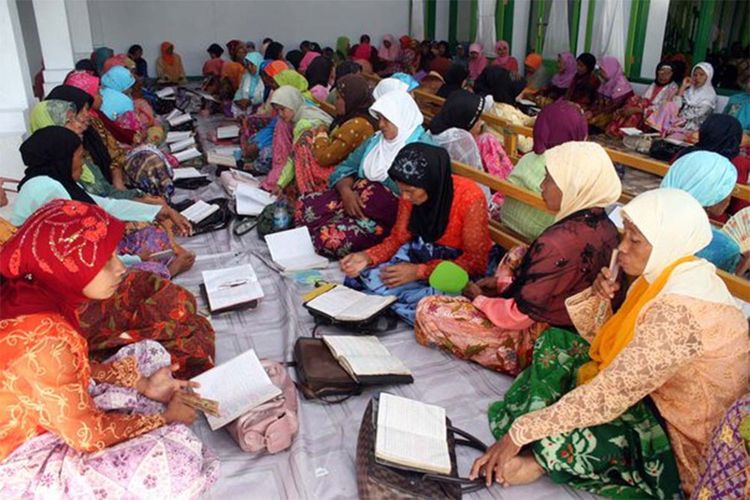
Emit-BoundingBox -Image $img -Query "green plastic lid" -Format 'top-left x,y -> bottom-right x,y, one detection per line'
429,261 -> 469,294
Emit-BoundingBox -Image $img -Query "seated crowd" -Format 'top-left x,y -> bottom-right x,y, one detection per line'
2,33 -> 749,499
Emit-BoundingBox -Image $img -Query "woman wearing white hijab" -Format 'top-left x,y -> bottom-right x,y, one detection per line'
371,77 -> 409,100
470,188 -> 748,498
297,90 -> 432,258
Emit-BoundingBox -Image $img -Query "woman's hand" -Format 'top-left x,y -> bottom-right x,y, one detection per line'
138,195 -> 167,206
340,252 -> 371,278
341,188 -> 366,219
462,282 -> 482,300
469,434 -> 522,487
235,99 -> 250,110
158,206 -> 193,237
137,363 -> 199,403
381,263 -> 419,288
593,267 -> 620,300
163,393 -> 198,425
476,276 -> 499,296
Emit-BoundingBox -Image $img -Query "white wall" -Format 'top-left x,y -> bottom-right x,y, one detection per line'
88,0 -> 411,76
16,0 -> 42,83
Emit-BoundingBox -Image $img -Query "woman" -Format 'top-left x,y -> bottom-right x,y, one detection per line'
92,46 -> 114,75
298,50 -> 321,75
565,52 -> 599,109
264,41 -> 285,61
468,43 -> 488,83
416,141 -> 621,374
518,53 -> 550,99
341,143 -> 491,324
306,54 -> 334,101
352,35 -> 376,63
127,44 -> 148,79
499,100 -> 588,240
99,66 -> 139,134
586,56 -> 634,130
400,37 -> 421,74
335,36 -> 350,63
492,41 -> 518,74
452,43 -> 468,70
378,34 -> 402,75
428,42 -> 453,78
155,41 -> 186,84
474,66 -> 534,152
437,63 -> 469,98
535,52 -> 577,105
203,43 -> 225,77
724,78 -> 750,131
471,188 -> 748,498
605,61 -> 681,137
646,62 -> 717,140
222,40 -> 248,92
0,200 -> 218,496
661,151 -> 741,273
234,51 -> 265,112
297,90 -> 431,258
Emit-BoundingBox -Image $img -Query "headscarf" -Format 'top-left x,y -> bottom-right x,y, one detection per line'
493,40 -> 511,67
102,54 -> 135,75
468,43 -> 488,81
29,100 -> 75,133
551,52 -> 577,88
661,151 -> 737,207
270,86 -> 333,125
378,34 -> 401,62
99,66 -> 135,119
577,52 -> 596,73
391,72 -> 419,91
286,50 -> 303,70
335,36 -> 351,62
227,40 -> 243,61
330,74 -> 377,131
265,42 -> 284,61
399,36 -> 411,50
597,56 -> 633,100
544,141 -> 622,221
18,126 -> 93,204
264,60 -> 289,78
725,84 -> 750,130
92,47 -> 114,74
47,84 -> 94,111
353,40 -> 373,61
0,199 -> 125,328
684,62 -> 717,109
532,99 -> 588,154
305,55 -> 334,88
273,69 -> 313,101
238,51 -> 264,102
473,66 -> 526,105
524,53 -> 542,71
160,42 -> 176,66
577,188 -> 733,385
429,90 -> 484,135
372,77 -> 409,100
388,143 -> 453,242
75,58 -> 96,74
335,61 -> 362,83
65,70 -> 100,97
437,64 -> 469,98
299,51 -> 321,74
362,90 -> 424,182
677,114 -> 742,161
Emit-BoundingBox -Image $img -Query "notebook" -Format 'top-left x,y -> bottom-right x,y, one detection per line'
305,285 -> 396,322
217,125 -> 240,139
322,336 -> 412,384
172,147 -> 202,163
191,349 -> 281,430
265,227 -> 329,271
165,131 -> 193,144
235,183 -> 276,216
201,264 -> 264,313
172,167 -> 205,180
169,137 -> 196,153
180,200 -> 220,223
375,393 -> 451,475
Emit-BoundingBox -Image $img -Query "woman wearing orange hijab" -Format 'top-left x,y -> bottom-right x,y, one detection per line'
155,41 -> 186,84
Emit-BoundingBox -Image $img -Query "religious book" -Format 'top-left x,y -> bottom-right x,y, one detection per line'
216,124 -> 240,139
165,130 -> 193,143
169,137 -> 196,153
201,264 -> 264,313
172,166 -> 205,180
172,147 -> 202,163
235,183 -> 276,216
168,112 -> 193,127
180,199 -> 220,224
265,227 -> 328,271
156,86 -> 176,99
322,336 -> 412,384
206,148 -> 239,167
191,349 -> 281,430
305,284 -> 396,322
375,393 -> 451,475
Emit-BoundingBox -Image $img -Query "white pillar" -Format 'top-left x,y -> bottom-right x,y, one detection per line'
33,0 -> 75,94
0,0 -> 36,182
65,0 -> 93,61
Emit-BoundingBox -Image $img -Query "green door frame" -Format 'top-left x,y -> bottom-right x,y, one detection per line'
570,0 -> 582,54
426,0 -> 437,40
495,0 -> 515,48
449,0 -> 458,44
470,0 -> 478,42
584,0 -> 596,52
693,0 -> 717,63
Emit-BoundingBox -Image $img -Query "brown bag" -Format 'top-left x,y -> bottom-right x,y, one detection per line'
356,398 -> 487,499
292,337 -> 361,402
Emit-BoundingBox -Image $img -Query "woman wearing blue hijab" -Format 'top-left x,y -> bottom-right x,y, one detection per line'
234,51 -> 265,111
99,66 -> 135,120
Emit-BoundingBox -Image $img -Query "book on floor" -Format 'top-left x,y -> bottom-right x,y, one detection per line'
235,183 -> 276,216
322,335 -> 412,384
206,148 -> 239,167
168,112 -> 193,127
201,264 -> 264,313
172,166 -> 205,180
165,130 -> 193,144
172,147 -> 202,163
156,86 -> 176,99
265,226 -> 328,271
169,137 -> 196,153
305,284 -> 396,322
216,124 -> 240,139
180,199 -> 220,223
191,349 -> 281,430
375,393 -> 451,475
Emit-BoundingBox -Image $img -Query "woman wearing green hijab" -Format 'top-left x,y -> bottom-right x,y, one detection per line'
335,36 -> 351,63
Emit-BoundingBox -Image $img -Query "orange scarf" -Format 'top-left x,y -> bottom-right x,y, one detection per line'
160,42 -> 175,66
577,255 -> 696,385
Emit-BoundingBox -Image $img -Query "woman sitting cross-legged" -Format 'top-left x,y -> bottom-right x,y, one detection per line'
415,142 -> 622,375
0,200 -> 218,497
340,143 -> 491,325
470,188 -> 749,498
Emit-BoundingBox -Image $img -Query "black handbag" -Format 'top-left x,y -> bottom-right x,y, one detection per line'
171,198 -> 233,235
648,139 -> 685,162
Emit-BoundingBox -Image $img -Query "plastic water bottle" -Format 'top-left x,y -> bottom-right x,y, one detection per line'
273,198 -> 290,230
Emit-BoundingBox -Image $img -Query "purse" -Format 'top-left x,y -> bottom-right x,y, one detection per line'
171,198 -> 234,235
292,337 -> 361,402
648,139 -> 685,161
356,398 -> 487,499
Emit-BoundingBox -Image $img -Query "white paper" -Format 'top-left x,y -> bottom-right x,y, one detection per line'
165,131 -> 193,144
168,113 -> 193,127
180,200 -> 219,223
195,90 -> 219,103
323,336 -> 410,379
172,147 -> 202,163
164,108 -> 182,121
202,264 -> 264,312
307,285 -> 396,321
156,87 -> 176,98
235,183 -> 276,216
517,98 -> 536,106
216,125 -> 240,139
191,349 -> 281,430
607,204 -> 625,230
619,127 -> 643,136
265,227 -> 329,271
375,393 -> 451,474
169,137 -> 196,153
206,151 -> 237,168
172,167 -> 205,180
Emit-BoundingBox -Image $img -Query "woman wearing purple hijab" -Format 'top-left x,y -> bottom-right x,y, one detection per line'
587,56 -> 634,130
499,100 -> 589,240
535,52 -> 577,106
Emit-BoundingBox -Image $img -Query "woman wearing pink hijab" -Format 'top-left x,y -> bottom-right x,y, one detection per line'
535,52 -> 577,106
378,34 -> 401,62
468,43 -> 488,82
492,41 -> 518,74
587,56 -> 634,130
299,50 -> 322,74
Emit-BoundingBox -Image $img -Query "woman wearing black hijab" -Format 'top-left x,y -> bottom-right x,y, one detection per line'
286,49 -> 303,70
473,66 -> 527,105
566,52 -> 600,109
265,41 -> 284,61
306,55 -> 334,89
429,90 -> 484,135
437,64 -> 469,98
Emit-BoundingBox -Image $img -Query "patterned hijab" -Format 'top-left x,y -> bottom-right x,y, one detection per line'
29,100 -> 75,133
0,199 -> 125,327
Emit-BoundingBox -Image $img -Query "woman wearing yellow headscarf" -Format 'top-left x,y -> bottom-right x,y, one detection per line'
471,188 -> 749,498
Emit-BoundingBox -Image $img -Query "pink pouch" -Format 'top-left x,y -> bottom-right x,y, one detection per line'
226,360 -> 299,454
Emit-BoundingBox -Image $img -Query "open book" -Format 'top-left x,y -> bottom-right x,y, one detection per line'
191,349 -> 281,430
169,137 -> 196,153
265,226 -> 328,271
217,125 -> 240,139
206,146 -> 240,167
375,393 -> 451,475
156,86 -> 176,99
172,166 -> 206,180
202,264 -> 263,313
168,111 -> 193,127
306,284 -> 396,322
322,336 -> 412,384
172,147 -> 202,163
235,183 -> 276,216
165,130 -> 193,144
180,199 -> 219,223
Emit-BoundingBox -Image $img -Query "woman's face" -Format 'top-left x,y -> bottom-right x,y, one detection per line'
617,218 -> 652,277
469,118 -> 484,137
272,104 -> 295,122
692,67 -> 708,87
456,46 -> 465,57
82,252 -> 127,300
576,60 -> 589,75
335,94 -> 346,116
656,66 -> 673,85
65,110 -> 86,136
496,45 -> 508,57
706,195 -> 731,218
75,105 -> 91,127
525,64 -> 536,76
540,171 -> 563,212
396,181 -> 429,205
166,46 -> 174,55
71,145 -> 85,180
377,113 -> 398,140
261,72 -> 277,90
236,45 -> 248,62
247,62 -> 257,75
383,40 -> 392,49
469,51 -> 479,61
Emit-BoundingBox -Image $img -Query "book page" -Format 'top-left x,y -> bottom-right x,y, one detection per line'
180,200 -> 219,223
169,137 -> 196,153
202,264 -> 264,312
375,393 -> 451,474
235,183 -> 276,216
172,167 -> 205,180
191,349 -> 281,430
306,286 -> 394,321
265,227 -> 328,271
343,355 -> 411,378
172,147 -> 202,163
168,113 -> 192,127
165,131 -> 192,143
217,125 -> 240,139
322,335 -> 391,358
156,87 -> 176,98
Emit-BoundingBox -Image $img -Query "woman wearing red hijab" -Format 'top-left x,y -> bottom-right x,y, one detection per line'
155,41 -> 186,84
